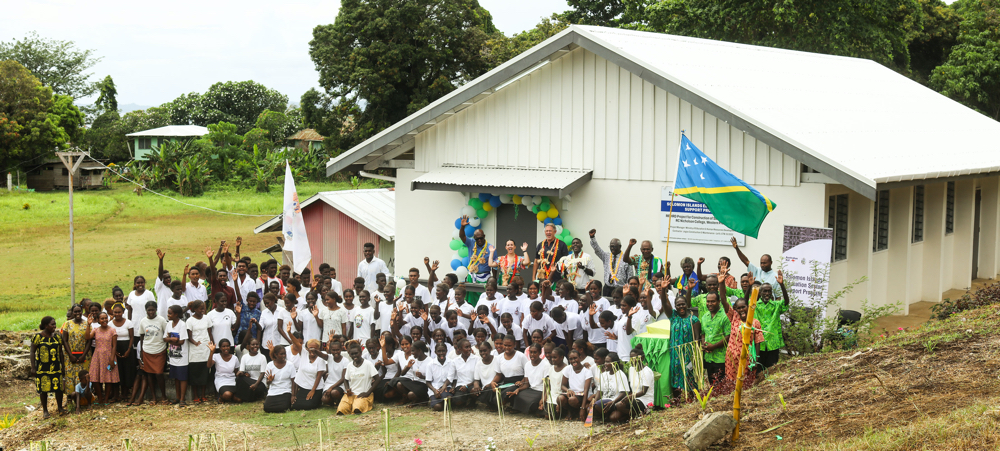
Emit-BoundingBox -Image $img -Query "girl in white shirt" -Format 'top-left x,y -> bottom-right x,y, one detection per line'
496,335 -> 527,404
290,339 -> 327,411
510,343 -> 551,417
109,303 -> 135,403
560,349 -> 593,422
591,352 -> 628,423
206,339 -> 240,402
625,348 -> 656,417
473,341 -> 501,408
126,276 -> 156,322
541,347 -> 567,419
262,345 -> 296,412
450,338 -> 479,407
322,339 -> 349,408
376,333 -> 405,403
236,337 -> 268,402
185,300 -> 213,404
400,340 -> 430,404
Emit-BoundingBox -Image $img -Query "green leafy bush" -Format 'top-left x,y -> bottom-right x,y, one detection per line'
931,282 -> 1000,320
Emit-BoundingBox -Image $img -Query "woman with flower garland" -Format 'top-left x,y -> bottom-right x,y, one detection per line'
490,239 -> 531,286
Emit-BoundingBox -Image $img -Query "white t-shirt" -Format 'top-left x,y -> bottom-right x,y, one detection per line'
206,308 -> 237,346
411,284 -> 433,308
349,306 -> 375,343
319,307 -> 348,342
584,309 -> 608,345
546,365 -> 565,403
499,298 -> 524,325
294,355 -> 328,391
138,316 -> 168,354
186,315 -> 212,362
562,365 -> 592,394
277,307 -> 293,346
598,370 -> 628,398
498,352 -> 528,378
299,308 -> 322,343
127,290 -> 156,322
382,349 -> 405,379
345,359 -> 379,394
154,277 -> 173,319
523,359 -> 551,391
424,358 -> 456,395
477,295 -> 499,318
497,324 -> 524,349
111,318 -> 133,341
264,361 -> 297,395
375,301 -> 394,332
166,296 -> 188,319
452,354 -> 478,386
259,307 -> 282,348
629,309 -> 656,336
628,366 -> 656,406
614,317 -> 634,358
230,274 -> 257,305
212,354 -> 239,391
184,281 -> 208,304
163,319 -> 189,367
522,314 -> 558,339
239,352 -> 267,380
325,356 -> 350,390
330,279 -> 344,298
476,357 -> 499,386
556,312 -> 583,341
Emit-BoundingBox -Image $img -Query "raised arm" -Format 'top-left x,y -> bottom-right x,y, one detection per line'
776,270 -> 789,308
695,257 -> 706,282
588,229 -> 607,261
730,237 -> 750,267
157,249 -> 166,281
622,239 -> 638,265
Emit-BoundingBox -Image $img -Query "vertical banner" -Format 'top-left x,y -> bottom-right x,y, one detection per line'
661,186 -> 746,246
781,225 -> 833,306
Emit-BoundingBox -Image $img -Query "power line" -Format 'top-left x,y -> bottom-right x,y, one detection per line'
85,155 -> 276,218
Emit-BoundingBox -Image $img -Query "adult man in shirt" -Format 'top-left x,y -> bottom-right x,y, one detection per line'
459,216 -> 497,283
407,266 -> 434,307
535,224 -> 569,282
754,271 -> 790,372
588,229 -> 635,297
557,238 -> 595,291
358,243 -> 391,292
623,239 -> 664,293
730,237 -> 781,298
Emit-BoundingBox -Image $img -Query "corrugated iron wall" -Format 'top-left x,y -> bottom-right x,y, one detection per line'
321,203 -> 380,286
302,202 -> 324,276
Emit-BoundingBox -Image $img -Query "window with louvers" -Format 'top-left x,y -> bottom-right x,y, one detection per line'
828,194 -> 848,261
946,182 -> 955,234
912,186 -> 925,243
873,190 -> 889,251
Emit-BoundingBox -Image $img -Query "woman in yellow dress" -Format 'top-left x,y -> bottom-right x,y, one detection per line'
61,303 -> 91,395
31,316 -> 67,418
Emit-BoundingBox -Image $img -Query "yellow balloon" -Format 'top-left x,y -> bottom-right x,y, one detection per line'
547,207 -> 559,218
483,203 -> 493,212
536,211 -> 547,222
512,195 -> 522,205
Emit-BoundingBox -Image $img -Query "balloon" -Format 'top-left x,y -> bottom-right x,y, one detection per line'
482,203 -> 493,212
469,216 -> 482,227
511,195 -> 522,205
449,239 -> 463,250
530,205 -> 538,214
455,266 -> 470,281
563,237 -> 573,246
476,208 -> 488,219
489,196 -> 502,208
555,225 -> 563,235
562,229 -> 571,239
544,218 -> 553,225
540,201 -> 550,212
458,247 -> 469,258
521,195 -> 533,206
547,207 -> 559,219
499,194 -> 513,204
452,229 -> 461,240
454,217 -> 463,229
532,196 -> 542,205
451,259 -> 462,270
461,256 -> 470,266
469,199 -> 484,209
478,193 -> 491,202
464,225 -> 476,237
536,211 -> 547,221
461,206 -> 476,218
553,217 -> 562,226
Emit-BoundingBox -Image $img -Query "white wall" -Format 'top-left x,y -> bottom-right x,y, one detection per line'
415,47 -> 800,188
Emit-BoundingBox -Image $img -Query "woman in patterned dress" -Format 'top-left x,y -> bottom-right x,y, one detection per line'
86,312 -> 120,404
30,316 -> 66,418
490,240 -> 531,286
61,303 -> 91,396
722,276 -> 764,388
660,284 -> 702,404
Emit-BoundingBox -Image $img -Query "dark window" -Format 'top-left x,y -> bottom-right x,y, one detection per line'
946,181 -> 955,234
912,185 -> 925,243
138,138 -> 151,149
828,194 -> 849,261
62,168 -> 68,176
874,190 -> 889,251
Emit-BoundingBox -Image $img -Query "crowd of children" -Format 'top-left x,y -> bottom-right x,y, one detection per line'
29,233 -> 789,424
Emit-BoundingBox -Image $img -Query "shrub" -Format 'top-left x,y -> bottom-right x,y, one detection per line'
931,282 -> 1000,320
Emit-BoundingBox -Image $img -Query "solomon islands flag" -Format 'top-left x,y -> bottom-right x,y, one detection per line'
673,135 -> 776,238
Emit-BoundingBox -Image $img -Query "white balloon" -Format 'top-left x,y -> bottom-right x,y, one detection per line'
555,225 -> 563,235
452,229 -> 460,240
470,217 -> 482,227
499,194 -> 513,204
461,206 -> 476,218
521,195 -> 533,206
451,253 -> 462,262
532,196 -> 543,205
455,266 -> 470,281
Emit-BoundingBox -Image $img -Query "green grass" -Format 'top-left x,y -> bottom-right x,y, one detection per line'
0,181 -> 382,330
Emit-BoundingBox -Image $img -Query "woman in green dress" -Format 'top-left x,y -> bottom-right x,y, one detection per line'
61,303 -> 91,394
31,316 -> 67,418
659,282 -> 702,404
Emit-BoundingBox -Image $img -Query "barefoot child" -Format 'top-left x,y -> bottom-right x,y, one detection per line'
73,370 -> 95,414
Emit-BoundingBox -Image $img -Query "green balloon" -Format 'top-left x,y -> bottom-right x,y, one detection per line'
562,237 -> 573,246
449,239 -> 462,250
458,247 -> 469,258
531,205 -> 538,214
469,199 -> 484,209
476,208 -> 488,219
540,201 -> 550,211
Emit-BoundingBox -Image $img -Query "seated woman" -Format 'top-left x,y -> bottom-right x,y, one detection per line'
290,339 -> 327,411
376,333 -> 403,403
206,339 -> 240,403
235,337 -> 268,402
425,343 -> 455,412
559,349 -> 593,422
496,335 -> 527,406
621,347 -> 655,419
541,347 -> 567,420
450,338 -> 479,408
399,340 -> 430,405
262,345 -> 296,412
472,341 -> 501,409
382,335 -> 413,406
590,352 -> 627,423
509,343 -> 551,417
322,337 -> 349,407
337,341 -> 381,415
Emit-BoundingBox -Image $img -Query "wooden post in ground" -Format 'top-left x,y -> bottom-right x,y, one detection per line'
731,286 -> 759,442
56,151 -> 86,308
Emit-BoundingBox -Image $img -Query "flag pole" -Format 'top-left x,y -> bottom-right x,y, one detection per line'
665,131 -> 685,267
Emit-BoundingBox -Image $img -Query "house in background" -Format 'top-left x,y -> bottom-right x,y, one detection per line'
26,159 -> 106,191
254,188 -> 396,282
126,125 -> 209,160
287,129 -> 325,151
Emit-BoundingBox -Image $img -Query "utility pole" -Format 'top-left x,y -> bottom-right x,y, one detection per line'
56,151 -> 86,308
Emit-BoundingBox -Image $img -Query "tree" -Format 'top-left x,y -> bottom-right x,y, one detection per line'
483,14 -> 570,69
0,60 -> 81,170
644,0 -> 921,71
907,0 -> 962,84
564,0 -> 624,26
308,0 -> 499,151
931,0 -> 1000,120
92,108 -> 171,161
255,108 -> 302,144
0,31 -> 102,99
94,75 -> 119,112
162,81 -> 288,134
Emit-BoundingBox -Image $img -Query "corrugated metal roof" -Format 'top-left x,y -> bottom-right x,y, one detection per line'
327,25 -> 1000,200
580,26 -> 1000,187
126,125 -> 209,137
409,166 -> 592,198
254,188 -> 395,240
286,129 -> 324,141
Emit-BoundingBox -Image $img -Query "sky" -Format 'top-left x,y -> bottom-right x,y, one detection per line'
1,0 -> 569,108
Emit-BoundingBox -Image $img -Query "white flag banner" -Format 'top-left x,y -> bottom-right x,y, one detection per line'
282,161 -> 311,274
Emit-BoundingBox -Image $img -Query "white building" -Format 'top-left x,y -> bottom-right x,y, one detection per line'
325,25 -> 1000,314
126,125 -> 209,160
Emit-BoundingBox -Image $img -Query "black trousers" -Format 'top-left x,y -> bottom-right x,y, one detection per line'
263,393 -> 291,413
